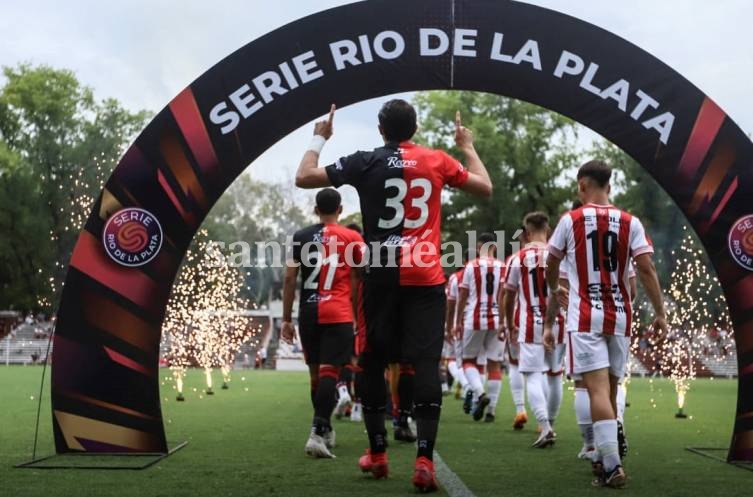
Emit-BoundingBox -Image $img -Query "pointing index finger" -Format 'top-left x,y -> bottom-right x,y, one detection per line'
455,110 -> 462,130
328,104 -> 336,124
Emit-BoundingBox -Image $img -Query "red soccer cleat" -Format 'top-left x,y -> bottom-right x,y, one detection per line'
412,456 -> 439,493
358,449 -> 389,479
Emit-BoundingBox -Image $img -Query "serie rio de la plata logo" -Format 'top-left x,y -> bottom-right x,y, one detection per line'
728,214 -> 753,271
102,207 -> 163,267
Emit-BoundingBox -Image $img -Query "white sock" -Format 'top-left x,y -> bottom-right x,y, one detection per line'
547,373 -> 563,424
593,419 -> 621,472
448,360 -> 469,388
486,378 -> 502,414
508,364 -> 526,414
337,383 -> 350,400
616,384 -> 626,423
574,388 -> 594,448
463,365 -> 485,397
525,372 -> 551,433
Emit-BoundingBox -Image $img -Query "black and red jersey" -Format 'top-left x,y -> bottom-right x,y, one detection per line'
292,223 -> 365,325
326,141 -> 468,286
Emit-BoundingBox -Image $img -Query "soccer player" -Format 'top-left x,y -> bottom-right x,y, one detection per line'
503,212 -> 564,447
454,233 -> 506,423
500,231 -> 529,430
281,188 -> 365,459
543,160 -> 667,488
295,100 -> 492,491
445,253 -> 470,401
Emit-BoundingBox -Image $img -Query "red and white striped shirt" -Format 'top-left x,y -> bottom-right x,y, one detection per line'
548,204 -> 653,336
446,269 -> 463,301
505,246 -> 565,344
459,257 -> 505,331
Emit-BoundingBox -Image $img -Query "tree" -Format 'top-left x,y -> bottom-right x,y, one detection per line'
412,91 -> 580,256
588,141 -> 692,284
201,174 -> 312,305
0,64 -> 149,311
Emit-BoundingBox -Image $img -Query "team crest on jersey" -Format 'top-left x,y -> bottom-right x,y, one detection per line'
728,214 -> 753,271
102,207 -> 163,267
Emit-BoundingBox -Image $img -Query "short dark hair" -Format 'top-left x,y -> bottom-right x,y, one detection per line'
478,232 -> 496,244
571,200 -> 583,210
346,223 -> 362,235
315,188 -> 341,215
577,159 -> 612,187
378,99 -> 417,142
523,212 -> 549,233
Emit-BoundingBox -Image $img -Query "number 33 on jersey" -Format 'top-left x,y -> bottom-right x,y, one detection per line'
325,141 -> 468,286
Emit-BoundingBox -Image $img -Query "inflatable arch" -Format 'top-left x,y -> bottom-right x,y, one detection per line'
51,0 -> 753,461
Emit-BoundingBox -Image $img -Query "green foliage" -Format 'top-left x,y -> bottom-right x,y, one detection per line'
0,64 -> 149,311
413,91 -> 580,252
202,174 -> 312,305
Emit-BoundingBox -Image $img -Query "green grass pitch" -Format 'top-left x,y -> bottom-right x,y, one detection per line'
1,367 -> 749,496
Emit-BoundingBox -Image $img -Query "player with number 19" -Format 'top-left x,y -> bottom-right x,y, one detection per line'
295,99 -> 492,492
543,160 -> 667,488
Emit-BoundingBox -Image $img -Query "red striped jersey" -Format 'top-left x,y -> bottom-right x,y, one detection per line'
459,257 -> 504,331
446,268 -> 464,301
548,204 -> 653,336
326,141 -> 469,286
504,246 -> 565,344
292,223 -> 365,325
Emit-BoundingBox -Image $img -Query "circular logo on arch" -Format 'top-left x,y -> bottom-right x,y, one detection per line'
728,214 -> 753,271
102,208 -> 163,267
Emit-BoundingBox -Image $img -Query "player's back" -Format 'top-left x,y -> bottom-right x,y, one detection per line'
293,223 -> 363,325
549,203 -> 652,336
327,141 -> 468,286
460,257 -> 505,331
506,246 -> 564,343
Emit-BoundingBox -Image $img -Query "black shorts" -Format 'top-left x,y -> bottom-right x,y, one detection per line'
361,281 -> 446,364
299,322 -> 354,366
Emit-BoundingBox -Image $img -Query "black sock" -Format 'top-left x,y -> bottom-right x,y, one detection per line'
397,365 -> 414,427
313,366 -> 339,433
413,360 -> 443,461
360,353 -> 388,453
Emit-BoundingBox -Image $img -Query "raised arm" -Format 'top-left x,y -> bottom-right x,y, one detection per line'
454,111 -> 492,198
295,104 -> 336,189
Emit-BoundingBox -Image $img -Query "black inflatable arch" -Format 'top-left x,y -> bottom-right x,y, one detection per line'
52,0 -> 753,461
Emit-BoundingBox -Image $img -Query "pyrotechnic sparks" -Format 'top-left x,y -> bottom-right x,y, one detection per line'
631,227 -> 734,415
161,230 -> 264,399
39,152 -> 111,311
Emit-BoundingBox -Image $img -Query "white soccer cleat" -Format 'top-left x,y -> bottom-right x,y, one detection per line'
577,445 -> 596,460
350,402 -> 363,422
305,433 -> 336,458
334,393 -> 352,419
324,428 -> 336,449
532,430 -> 556,448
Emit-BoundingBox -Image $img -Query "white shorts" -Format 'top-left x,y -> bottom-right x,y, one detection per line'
462,329 -> 504,362
568,331 -> 629,378
518,342 -> 547,373
546,343 -> 566,374
453,338 -> 464,363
